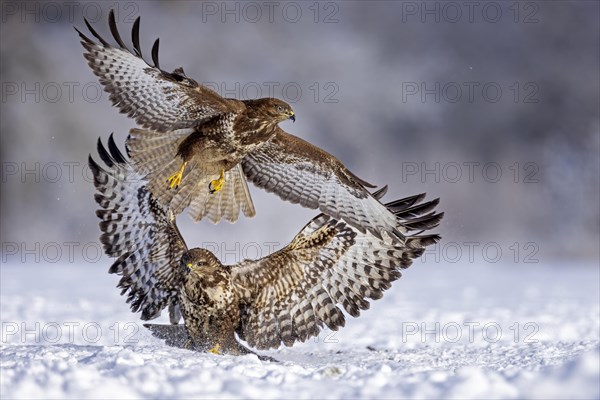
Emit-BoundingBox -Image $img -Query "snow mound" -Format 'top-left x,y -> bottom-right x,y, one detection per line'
1,262 -> 598,398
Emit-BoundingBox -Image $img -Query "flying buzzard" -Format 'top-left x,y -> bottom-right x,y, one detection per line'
77,10 -> 409,242
90,136 -> 443,355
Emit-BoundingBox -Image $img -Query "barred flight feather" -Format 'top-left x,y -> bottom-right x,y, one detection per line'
79,9 -> 430,242
231,189 -> 442,350
76,10 -> 230,132
90,135 -> 443,355
90,135 -> 187,321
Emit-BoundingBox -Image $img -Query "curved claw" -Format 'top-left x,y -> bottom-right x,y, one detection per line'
167,162 -> 187,189
208,343 -> 221,355
208,169 -> 225,194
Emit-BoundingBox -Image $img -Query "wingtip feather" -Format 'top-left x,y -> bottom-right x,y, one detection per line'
84,17 -> 109,47
151,38 -> 160,68
132,16 -> 142,57
109,8 -> 128,49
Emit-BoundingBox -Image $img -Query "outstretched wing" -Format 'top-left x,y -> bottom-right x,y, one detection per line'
76,10 -> 236,132
230,187 -> 443,350
90,134 -> 188,321
242,129 -> 405,241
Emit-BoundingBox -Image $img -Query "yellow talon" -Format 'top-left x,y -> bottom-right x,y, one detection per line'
208,169 -> 225,194
167,162 -> 187,189
208,343 -> 221,354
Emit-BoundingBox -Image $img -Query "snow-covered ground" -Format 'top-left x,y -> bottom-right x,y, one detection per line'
1,260 -> 598,399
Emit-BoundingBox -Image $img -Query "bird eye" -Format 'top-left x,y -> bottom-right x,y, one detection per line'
277,106 -> 283,112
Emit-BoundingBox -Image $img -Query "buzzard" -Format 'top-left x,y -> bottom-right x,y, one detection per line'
77,10 -> 409,242
90,136 -> 443,355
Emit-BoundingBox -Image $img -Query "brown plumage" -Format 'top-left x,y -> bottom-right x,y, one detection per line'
77,10 -> 410,241
90,138 -> 443,355
77,10 -> 294,224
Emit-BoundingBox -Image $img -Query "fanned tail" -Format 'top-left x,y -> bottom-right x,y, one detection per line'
183,164 -> 256,223
126,128 -> 256,223
126,128 -> 189,179
143,323 -> 190,349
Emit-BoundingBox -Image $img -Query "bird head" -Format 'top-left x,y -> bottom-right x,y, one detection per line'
180,248 -> 221,273
247,98 -> 295,124
271,98 -> 295,123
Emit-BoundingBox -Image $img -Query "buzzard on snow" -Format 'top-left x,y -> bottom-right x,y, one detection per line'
89,136 -> 443,355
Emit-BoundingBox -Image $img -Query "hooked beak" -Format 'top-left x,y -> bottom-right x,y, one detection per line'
181,259 -> 192,272
288,112 -> 295,123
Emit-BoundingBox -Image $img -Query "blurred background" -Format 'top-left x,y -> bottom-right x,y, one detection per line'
1,0 -> 598,269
